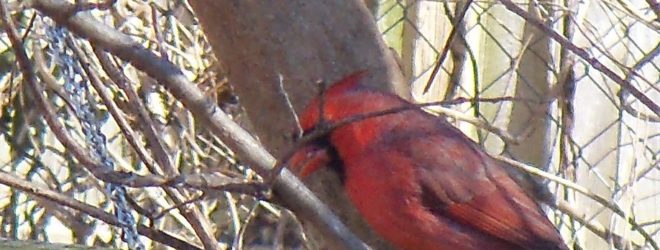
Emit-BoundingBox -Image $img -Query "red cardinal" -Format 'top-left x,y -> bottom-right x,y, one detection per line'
288,72 -> 567,250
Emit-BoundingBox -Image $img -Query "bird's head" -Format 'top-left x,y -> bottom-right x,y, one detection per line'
297,70 -> 369,133
287,71 -> 367,178
288,71 -> 412,177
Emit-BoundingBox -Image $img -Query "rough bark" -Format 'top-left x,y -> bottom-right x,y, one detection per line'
188,1 -> 406,249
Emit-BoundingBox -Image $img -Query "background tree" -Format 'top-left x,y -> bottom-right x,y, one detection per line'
0,0 -> 657,249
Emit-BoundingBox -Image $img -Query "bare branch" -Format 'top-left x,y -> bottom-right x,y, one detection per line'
30,1 -> 369,249
498,0 -> 660,116
0,170 -> 201,250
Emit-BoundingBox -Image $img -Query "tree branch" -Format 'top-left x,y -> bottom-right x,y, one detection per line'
498,0 -> 660,116
30,0 -> 369,249
0,170 -> 201,250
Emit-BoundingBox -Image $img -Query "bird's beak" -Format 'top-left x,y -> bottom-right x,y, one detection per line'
287,144 -> 332,178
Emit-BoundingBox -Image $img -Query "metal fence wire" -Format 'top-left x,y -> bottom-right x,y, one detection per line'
372,1 -> 659,249
0,0 -> 657,250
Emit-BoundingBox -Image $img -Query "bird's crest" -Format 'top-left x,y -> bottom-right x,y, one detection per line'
325,70 -> 368,97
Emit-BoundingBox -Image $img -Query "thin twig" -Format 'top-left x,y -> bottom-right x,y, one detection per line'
0,170 -> 201,250
149,2 -> 168,59
32,47 -> 76,112
33,41 -> 262,195
30,1 -> 370,248
87,47 -> 220,250
498,0 -> 660,116
423,0 -> 473,93
553,200 -> 638,249
278,74 -> 302,137
65,37 -> 162,177
620,42 -> 660,122
233,201 -> 261,250
152,193 -> 207,220
495,155 -> 658,249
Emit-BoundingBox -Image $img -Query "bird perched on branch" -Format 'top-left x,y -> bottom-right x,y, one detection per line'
288,72 -> 567,250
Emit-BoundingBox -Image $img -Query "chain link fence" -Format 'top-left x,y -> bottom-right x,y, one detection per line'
0,0 -> 657,249
373,0 -> 659,249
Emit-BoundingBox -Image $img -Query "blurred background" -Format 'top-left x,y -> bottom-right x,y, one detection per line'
0,0 -> 658,249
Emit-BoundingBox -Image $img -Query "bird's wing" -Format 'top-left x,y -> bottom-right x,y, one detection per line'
402,119 -> 565,250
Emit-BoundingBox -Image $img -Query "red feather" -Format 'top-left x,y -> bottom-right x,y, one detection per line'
289,72 -> 567,250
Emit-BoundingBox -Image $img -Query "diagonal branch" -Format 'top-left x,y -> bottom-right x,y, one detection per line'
0,170 -> 201,250
30,0 -> 369,249
498,0 -> 660,116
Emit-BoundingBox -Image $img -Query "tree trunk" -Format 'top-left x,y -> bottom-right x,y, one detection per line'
188,1 -> 406,249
